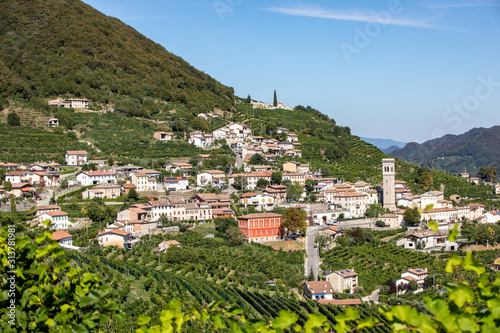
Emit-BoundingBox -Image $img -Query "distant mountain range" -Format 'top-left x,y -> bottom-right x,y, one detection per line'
390,126 -> 500,177
360,137 -> 407,152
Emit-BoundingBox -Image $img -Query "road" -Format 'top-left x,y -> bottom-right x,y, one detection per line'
305,225 -> 321,281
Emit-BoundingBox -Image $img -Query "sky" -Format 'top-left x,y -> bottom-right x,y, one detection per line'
82,0 -> 500,143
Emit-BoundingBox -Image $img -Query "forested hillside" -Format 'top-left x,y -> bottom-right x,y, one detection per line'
0,0 -> 234,114
391,126 -> 500,178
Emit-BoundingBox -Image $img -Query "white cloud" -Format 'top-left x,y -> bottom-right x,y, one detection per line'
264,5 -> 440,29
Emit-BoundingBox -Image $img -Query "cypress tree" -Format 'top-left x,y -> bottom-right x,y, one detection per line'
273,90 -> 277,107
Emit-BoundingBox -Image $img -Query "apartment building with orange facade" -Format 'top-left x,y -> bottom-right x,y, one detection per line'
238,213 -> 282,243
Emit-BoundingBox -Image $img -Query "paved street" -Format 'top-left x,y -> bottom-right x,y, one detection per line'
305,225 -> 321,281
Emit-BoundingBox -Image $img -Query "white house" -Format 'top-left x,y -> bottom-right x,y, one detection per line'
77,170 -> 117,186
165,162 -> 192,176
395,268 -> 429,294
51,230 -> 73,246
403,231 -> 458,252
164,177 -> 189,191
197,170 -> 226,188
65,150 -> 88,166
325,192 -> 369,217
304,281 -> 334,300
239,192 -> 276,211
39,211 -> 72,229
97,229 -> 131,249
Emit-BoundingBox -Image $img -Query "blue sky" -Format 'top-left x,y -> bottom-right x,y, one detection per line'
82,0 -> 500,143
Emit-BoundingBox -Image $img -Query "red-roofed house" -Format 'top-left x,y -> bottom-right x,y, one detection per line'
65,150 -> 88,166
303,281 -> 334,300
51,230 -> 73,246
97,229 -> 131,249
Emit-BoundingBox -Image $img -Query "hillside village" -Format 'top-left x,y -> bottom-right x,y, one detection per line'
2,109 -> 500,306
2,0 -> 500,330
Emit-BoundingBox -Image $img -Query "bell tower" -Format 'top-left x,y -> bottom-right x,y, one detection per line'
382,158 -> 396,211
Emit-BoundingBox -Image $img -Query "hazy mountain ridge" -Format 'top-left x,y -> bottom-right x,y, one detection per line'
391,126 -> 500,176
360,137 -> 406,150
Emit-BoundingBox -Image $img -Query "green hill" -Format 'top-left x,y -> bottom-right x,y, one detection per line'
0,0 -> 234,114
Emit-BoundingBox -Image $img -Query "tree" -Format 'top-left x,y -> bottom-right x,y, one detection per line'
315,234 -> 331,254
380,284 -> 391,295
7,112 -> 20,126
190,117 -> 209,132
3,181 -> 12,192
309,194 -> 317,202
271,171 -> 282,185
225,225 -> 244,245
232,176 -> 247,190
365,204 -> 385,218
280,208 -> 307,236
320,167 -> 330,177
279,132 -> 288,142
486,167 -> 498,182
107,158 -> 114,166
403,207 -> 421,225
9,194 -> 16,213
256,178 -> 269,189
307,268 -> 315,281
59,178 -> 69,191
248,153 -> 266,165
286,181 -> 303,201
305,179 -> 316,193
416,167 -> 433,191
245,94 -> 251,103
375,221 -> 386,228
189,154 -> 202,166
409,280 -> 419,291
127,188 -> 139,201
273,89 -> 277,107
214,217 -> 238,233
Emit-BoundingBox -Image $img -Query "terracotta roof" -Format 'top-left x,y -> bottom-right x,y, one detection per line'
43,211 -> 68,217
121,184 -> 136,189
239,213 -> 281,219
6,171 -> 26,176
98,229 -> 130,237
239,192 -> 258,198
51,230 -> 72,241
66,150 -> 88,155
317,299 -> 362,305
305,281 -> 334,294
161,240 -> 180,246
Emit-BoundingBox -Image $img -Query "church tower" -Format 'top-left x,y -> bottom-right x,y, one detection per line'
382,158 -> 396,211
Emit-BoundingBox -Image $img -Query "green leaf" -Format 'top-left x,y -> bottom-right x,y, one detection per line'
356,316 -> 379,330
445,254 -> 462,273
79,293 -> 100,307
462,252 -> 485,275
272,310 -> 299,330
428,220 -> 438,233
303,313 -> 327,333
449,284 -> 474,308
457,316 -> 479,332
138,315 -> 151,326
449,223 -> 459,242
